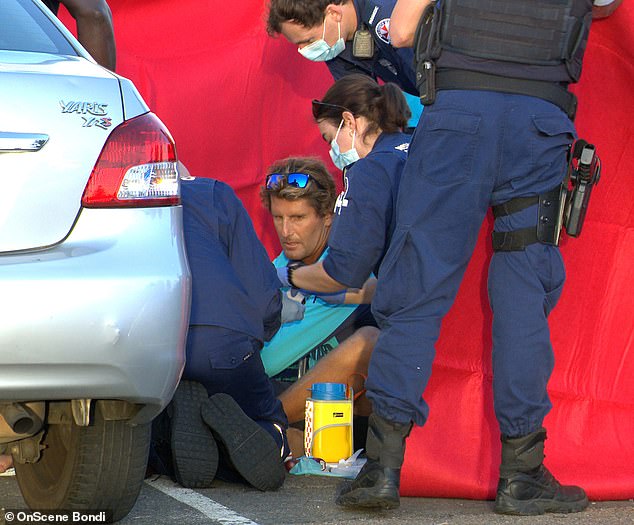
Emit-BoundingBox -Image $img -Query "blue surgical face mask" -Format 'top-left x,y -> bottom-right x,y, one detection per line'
329,119 -> 360,170
298,17 -> 345,62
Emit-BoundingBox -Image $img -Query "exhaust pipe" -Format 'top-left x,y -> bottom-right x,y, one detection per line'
0,403 -> 43,435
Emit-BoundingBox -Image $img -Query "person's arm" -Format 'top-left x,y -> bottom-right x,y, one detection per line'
343,277 -> 376,304
593,0 -> 623,19
389,0 -> 434,48
60,0 -> 116,71
279,264 -> 376,305
290,261 -> 346,293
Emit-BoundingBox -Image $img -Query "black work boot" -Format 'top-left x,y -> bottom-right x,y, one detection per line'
168,381 -> 218,488
495,428 -> 589,515
336,413 -> 412,509
200,393 -> 286,491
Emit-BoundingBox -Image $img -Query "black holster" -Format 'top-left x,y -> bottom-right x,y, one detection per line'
491,187 -> 562,251
413,2 -> 442,105
491,139 -> 601,252
563,140 -> 601,237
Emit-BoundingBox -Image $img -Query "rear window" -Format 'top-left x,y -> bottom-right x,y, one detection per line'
0,0 -> 77,56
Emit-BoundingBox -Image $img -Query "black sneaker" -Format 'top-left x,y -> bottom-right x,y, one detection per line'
168,380 -> 218,488
201,393 -> 286,491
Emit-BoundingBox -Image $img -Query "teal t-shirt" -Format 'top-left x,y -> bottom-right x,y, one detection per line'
260,250 -> 361,377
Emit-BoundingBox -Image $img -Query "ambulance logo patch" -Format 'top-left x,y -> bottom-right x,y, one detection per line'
375,18 -> 390,44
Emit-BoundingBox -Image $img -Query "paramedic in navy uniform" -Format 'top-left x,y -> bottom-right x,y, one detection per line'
266,0 -> 422,126
312,0 -> 622,516
277,73 -> 410,347
308,75 -> 410,293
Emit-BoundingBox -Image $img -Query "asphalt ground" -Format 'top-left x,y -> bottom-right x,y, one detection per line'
2,471 -> 633,525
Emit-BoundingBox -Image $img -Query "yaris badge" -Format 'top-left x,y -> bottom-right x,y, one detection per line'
60,100 -> 112,129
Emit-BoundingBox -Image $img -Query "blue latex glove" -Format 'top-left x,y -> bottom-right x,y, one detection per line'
281,292 -> 306,323
286,287 -> 307,304
276,261 -> 305,288
276,266 -> 291,287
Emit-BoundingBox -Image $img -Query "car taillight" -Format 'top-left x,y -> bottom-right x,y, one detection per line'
82,112 -> 180,208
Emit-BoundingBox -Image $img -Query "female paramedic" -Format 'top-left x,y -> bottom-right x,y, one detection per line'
277,73 -> 411,299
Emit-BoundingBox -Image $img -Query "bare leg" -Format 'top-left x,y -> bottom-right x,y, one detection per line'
286,427 -> 305,459
0,454 -> 13,473
278,326 -> 379,424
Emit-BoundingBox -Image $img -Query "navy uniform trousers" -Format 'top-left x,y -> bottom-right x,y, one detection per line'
183,326 -> 287,446
368,89 -> 576,437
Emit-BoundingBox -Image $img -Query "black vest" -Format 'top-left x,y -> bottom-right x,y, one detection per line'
436,0 -> 593,83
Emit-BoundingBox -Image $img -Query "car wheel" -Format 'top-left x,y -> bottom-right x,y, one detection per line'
14,402 -> 150,523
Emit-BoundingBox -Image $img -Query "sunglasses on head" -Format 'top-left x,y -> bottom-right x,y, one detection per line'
311,99 -> 351,120
265,172 -> 325,190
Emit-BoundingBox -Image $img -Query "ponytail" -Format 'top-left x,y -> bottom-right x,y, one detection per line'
314,74 -> 410,140
374,83 -> 411,133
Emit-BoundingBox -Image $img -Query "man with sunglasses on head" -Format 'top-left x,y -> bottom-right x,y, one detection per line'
266,0 -> 421,129
259,156 -> 380,456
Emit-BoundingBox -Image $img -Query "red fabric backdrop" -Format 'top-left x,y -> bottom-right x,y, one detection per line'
61,1 -> 634,500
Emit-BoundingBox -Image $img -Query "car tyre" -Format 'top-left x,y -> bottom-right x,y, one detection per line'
14,402 -> 150,523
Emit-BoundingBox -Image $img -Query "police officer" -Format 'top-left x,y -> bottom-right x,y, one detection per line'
277,74 -> 410,339
266,0 -> 421,127
42,0 -> 116,71
332,0 -> 622,515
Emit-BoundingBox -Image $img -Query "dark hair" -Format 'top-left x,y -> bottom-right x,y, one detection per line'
260,156 -> 337,217
266,0 -> 347,35
312,74 -> 411,140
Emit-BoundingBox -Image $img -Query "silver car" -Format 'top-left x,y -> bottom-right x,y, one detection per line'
0,0 -> 191,521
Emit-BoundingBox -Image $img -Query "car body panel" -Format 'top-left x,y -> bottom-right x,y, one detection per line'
0,53 -> 123,253
119,77 -> 150,120
0,206 -> 190,420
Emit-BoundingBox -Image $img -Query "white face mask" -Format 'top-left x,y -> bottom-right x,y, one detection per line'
298,17 -> 345,62
329,119 -> 360,170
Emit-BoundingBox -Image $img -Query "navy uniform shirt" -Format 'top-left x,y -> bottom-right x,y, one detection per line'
326,0 -> 417,95
181,178 -> 282,347
323,132 -> 410,289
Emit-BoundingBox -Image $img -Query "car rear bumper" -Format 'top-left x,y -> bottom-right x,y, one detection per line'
0,206 -> 191,422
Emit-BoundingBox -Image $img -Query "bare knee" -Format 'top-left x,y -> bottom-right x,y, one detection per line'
347,325 -> 379,351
